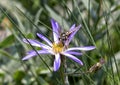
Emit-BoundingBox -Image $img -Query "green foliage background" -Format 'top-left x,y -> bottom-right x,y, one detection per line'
0,0 -> 120,85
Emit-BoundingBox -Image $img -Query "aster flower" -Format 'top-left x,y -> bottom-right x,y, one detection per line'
22,19 -> 95,71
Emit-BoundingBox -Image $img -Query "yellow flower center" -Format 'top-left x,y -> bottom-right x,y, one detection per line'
52,42 -> 64,54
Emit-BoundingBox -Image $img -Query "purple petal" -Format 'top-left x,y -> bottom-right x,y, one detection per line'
23,39 -> 51,50
50,19 -> 60,43
23,39 -> 42,47
65,51 -> 82,56
65,25 -> 82,46
62,52 -> 83,65
69,24 -> 76,31
37,33 -> 52,46
22,50 -> 51,60
26,50 -> 54,55
53,54 -> 61,71
66,46 -> 96,51
26,50 -> 35,54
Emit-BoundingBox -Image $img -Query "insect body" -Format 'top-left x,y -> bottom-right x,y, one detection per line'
59,27 -> 78,45
59,31 -> 70,42
65,58 -> 105,76
87,58 -> 105,73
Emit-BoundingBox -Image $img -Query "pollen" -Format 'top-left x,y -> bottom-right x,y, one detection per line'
52,42 -> 64,54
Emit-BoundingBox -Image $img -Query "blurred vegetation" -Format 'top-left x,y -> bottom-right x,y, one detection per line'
0,0 -> 120,85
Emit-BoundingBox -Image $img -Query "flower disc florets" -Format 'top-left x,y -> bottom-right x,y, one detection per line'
52,42 -> 64,54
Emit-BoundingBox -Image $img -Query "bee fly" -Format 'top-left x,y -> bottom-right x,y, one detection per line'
59,27 -> 79,45
65,58 -> 105,76
59,31 -> 70,42
87,58 -> 105,73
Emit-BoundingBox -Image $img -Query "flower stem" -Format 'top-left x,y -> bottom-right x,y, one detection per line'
61,55 -> 70,85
